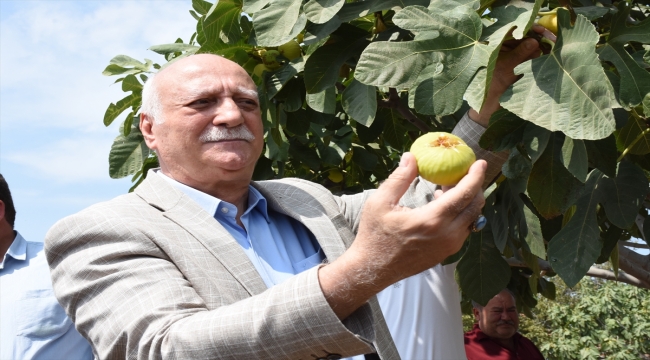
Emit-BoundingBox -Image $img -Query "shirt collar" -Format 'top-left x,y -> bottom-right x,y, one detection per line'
0,231 -> 26,269
157,171 -> 270,222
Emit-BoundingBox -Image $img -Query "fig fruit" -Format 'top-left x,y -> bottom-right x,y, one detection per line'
253,63 -> 269,78
262,50 -> 281,70
538,13 -> 558,35
410,132 -> 476,186
328,169 -> 344,183
278,40 -> 301,61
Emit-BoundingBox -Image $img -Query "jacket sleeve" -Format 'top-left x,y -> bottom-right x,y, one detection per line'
45,203 -> 377,360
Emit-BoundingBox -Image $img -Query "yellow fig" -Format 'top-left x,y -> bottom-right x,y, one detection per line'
538,13 -> 558,35
328,169 -> 344,183
253,63 -> 269,78
410,132 -> 476,186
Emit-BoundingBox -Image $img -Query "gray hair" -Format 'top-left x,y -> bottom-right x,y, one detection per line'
141,72 -> 165,124
472,288 -> 517,310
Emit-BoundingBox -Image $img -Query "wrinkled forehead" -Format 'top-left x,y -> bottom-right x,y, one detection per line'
157,55 -> 257,96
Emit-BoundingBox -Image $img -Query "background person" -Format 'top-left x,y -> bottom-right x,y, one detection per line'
0,174 -> 93,360
464,289 -> 544,360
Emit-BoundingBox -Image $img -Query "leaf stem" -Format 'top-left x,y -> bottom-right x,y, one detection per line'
617,127 -> 650,162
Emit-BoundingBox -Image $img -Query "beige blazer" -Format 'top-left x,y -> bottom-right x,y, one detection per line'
45,115 -> 505,360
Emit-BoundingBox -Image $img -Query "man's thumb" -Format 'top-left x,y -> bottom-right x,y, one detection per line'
376,152 -> 419,206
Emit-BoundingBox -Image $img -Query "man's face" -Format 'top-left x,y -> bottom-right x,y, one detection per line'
474,290 -> 519,341
142,54 -> 264,185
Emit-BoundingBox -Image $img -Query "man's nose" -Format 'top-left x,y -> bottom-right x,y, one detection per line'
213,98 -> 244,127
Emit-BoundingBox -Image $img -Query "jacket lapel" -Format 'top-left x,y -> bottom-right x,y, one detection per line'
252,180 -> 349,262
135,171 -> 268,296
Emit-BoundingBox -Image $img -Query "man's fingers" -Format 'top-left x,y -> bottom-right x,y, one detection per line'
500,37 -> 540,70
429,160 -> 486,217
375,152 -> 419,207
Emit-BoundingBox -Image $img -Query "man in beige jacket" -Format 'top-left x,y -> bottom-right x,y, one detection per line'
46,33 -> 543,359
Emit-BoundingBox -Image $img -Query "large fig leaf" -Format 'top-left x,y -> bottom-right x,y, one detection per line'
599,161 -> 648,230
356,5 -> 490,115
501,10 -> 618,140
109,125 -> 150,179
337,0 -> 429,22
547,170 -> 603,288
457,225 -> 512,306
527,133 -> 582,219
203,0 -> 243,44
342,79 -> 377,127
252,0 -> 303,46
304,0 -> 345,24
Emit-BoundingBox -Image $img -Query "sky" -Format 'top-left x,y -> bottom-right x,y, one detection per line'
0,0 -> 197,242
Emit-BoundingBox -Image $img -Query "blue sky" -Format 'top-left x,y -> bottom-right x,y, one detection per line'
0,1 -> 196,242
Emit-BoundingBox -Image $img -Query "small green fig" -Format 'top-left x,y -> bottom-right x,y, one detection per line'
410,132 -> 476,186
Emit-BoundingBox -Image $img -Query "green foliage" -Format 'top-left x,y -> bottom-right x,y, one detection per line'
100,0 -> 650,304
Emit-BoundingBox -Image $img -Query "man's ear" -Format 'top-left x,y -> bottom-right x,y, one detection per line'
140,113 -> 157,150
473,307 -> 480,321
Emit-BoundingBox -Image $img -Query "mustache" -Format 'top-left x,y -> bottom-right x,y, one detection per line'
497,320 -> 516,326
199,125 -> 255,143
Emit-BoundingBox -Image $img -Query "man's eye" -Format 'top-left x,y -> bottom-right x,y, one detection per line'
190,99 -> 211,106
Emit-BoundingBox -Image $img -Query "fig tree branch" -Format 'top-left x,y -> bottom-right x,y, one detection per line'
506,256 -> 650,289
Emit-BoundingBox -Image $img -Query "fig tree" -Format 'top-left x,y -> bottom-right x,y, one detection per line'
410,132 -> 476,186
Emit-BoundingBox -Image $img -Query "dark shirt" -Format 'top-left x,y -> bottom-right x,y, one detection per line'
464,324 -> 545,360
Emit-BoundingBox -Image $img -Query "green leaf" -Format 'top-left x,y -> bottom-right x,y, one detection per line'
617,116 -> 650,155
607,2 -> 650,45
109,55 -> 149,70
303,0 -> 345,24
121,74 -> 142,93
479,109 -> 527,152
242,0 -> 271,13
527,133 -> 582,219
560,137 -> 588,183
573,6 -> 610,20
265,58 -> 306,100
197,39 -> 253,62
356,112 -> 385,144
600,161 -> 648,229
306,87 -> 336,114
285,108 -> 310,136
501,11 -> 618,140
522,204 -> 546,259
356,5 -> 489,115
342,79 -> 377,127
522,123 -> 550,164
148,43 -> 200,55
203,0 -> 243,44
102,64 -> 142,76
457,225 -> 512,306
104,93 -> 142,127
596,225 -> 623,264
337,0 -> 429,22
266,127 -> 290,162
252,0 -> 303,47
380,108 -> 409,150
598,43 -> 650,109
304,35 -> 369,94
584,135 -> 617,177
547,170 -> 604,288
109,125 -> 150,179
351,146 -> 378,171
192,0 -> 213,15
